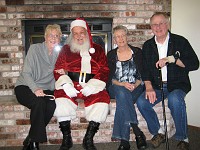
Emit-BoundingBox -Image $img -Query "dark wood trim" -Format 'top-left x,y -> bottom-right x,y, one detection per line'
188,125 -> 200,131
5,0 -> 24,5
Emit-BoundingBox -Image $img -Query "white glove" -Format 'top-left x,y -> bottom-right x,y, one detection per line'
63,83 -> 79,98
80,86 -> 95,97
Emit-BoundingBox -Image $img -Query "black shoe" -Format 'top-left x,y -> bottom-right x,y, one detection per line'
22,135 -> 31,150
30,142 -> 39,150
151,133 -> 165,148
135,133 -> 147,149
22,142 -> 39,150
117,145 -> 130,150
23,135 -> 31,146
177,141 -> 189,150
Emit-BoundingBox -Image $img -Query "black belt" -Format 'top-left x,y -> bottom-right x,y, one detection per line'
162,81 -> 167,84
68,72 -> 95,83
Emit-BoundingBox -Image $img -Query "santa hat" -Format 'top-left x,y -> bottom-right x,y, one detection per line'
70,18 -> 95,54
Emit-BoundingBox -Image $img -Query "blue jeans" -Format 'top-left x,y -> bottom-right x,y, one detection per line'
108,84 -> 144,141
136,83 -> 188,140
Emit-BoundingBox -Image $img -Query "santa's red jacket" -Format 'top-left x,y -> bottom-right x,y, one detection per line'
53,43 -> 110,107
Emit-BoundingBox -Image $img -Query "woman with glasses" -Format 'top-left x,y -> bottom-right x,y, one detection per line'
14,24 -> 62,150
106,25 -> 147,150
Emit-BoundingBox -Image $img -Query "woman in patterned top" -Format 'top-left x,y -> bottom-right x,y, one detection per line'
106,25 -> 147,150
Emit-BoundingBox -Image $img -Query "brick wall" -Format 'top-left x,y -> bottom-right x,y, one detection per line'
0,99 -> 175,147
0,0 -> 171,100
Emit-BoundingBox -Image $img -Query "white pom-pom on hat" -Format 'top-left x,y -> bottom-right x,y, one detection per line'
89,48 -> 95,54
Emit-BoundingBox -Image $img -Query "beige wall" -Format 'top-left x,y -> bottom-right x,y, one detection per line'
171,0 -> 200,127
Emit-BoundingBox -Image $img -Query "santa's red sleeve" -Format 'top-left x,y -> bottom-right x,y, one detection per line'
54,45 -> 73,90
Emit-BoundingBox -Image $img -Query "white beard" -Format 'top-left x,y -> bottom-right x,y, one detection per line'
66,33 -> 90,53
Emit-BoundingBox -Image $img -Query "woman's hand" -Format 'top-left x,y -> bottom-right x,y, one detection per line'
35,89 -> 45,97
55,69 -> 65,75
123,82 -> 135,91
112,80 -> 137,91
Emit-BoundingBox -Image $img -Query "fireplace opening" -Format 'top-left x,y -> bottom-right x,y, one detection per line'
22,18 -> 113,55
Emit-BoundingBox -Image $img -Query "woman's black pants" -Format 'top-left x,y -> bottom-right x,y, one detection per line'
14,85 -> 56,142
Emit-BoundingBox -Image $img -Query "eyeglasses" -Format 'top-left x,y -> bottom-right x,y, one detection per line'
114,34 -> 127,40
151,22 -> 167,28
47,34 -> 60,39
73,32 -> 86,38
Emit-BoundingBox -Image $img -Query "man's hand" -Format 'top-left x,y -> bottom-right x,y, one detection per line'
156,55 -> 176,68
63,83 -> 79,98
145,88 -> 157,104
144,81 -> 157,104
80,86 -> 95,97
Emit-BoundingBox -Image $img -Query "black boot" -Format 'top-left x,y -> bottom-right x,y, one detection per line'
82,121 -> 100,150
59,121 -> 73,150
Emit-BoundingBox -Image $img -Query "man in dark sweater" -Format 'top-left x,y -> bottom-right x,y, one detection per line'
136,12 -> 199,150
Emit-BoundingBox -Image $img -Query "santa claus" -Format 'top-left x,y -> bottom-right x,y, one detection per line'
53,18 -> 110,150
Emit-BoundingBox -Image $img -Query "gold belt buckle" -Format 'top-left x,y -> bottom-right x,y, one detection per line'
79,71 -> 86,83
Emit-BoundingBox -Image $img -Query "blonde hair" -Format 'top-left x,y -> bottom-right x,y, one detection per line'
113,25 -> 128,35
44,24 -> 62,37
150,12 -> 170,24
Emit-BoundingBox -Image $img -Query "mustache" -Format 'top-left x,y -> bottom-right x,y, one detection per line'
67,33 -> 90,53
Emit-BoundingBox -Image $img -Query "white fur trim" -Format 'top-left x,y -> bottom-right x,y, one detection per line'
55,75 -> 73,90
83,79 -> 106,94
70,20 -> 87,31
85,103 -> 109,123
57,116 -> 71,122
54,97 -> 77,120
80,49 -> 91,73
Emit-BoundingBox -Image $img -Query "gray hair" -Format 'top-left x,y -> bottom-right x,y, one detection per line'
150,12 -> 170,24
113,25 -> 128,35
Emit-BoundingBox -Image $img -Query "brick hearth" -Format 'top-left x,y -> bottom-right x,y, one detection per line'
0,99 -> 175,147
